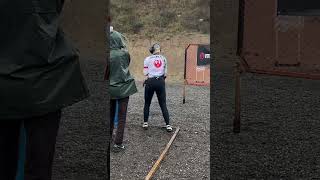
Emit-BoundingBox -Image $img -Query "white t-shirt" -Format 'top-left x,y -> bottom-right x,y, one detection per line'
143,54 -> 167,78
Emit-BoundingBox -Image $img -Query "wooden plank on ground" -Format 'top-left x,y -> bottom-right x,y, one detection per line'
145,127 -> 180,180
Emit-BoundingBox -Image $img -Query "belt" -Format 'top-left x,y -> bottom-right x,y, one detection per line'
149,76 -> 164,80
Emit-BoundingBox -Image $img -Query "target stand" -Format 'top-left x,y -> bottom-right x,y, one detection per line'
182,44 -> 210,104
234,0 -> 320,133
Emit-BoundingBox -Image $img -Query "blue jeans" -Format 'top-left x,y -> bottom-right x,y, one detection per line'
0,110 -> 61,180
110,97 -> 129,145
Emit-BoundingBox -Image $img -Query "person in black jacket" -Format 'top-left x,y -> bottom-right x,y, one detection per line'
0,1 -> 89,179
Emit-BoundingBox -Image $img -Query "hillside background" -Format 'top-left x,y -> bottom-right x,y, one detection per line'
110,0 -> 210,82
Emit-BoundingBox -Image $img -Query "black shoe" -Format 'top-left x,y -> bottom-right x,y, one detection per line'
166,125 -> 173,132
112,144 -> 125,153
142,122 -> 148,129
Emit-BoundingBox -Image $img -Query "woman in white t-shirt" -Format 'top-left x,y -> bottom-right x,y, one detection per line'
142,43 -> 172,132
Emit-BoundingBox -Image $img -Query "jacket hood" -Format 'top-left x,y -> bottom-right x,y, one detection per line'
110,30 -> 128,50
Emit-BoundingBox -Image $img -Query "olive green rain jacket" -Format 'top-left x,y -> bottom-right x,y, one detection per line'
0,0 -> 89,120
109,31 -> 137,99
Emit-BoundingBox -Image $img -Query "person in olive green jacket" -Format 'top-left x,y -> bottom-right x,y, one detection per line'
107,28 -> 137,152
0,1 -> 89,179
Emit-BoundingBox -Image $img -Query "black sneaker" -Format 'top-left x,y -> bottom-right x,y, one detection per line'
142,122 -> 148,129
112,144 -> 125,152
166,125 -> 173,132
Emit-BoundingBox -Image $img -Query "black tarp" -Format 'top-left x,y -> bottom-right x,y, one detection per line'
0,0 -> 89,119
278,0 -> 320,16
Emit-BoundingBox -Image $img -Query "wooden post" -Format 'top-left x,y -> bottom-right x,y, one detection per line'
233,63 -> 241,133
183,80 -> 186,104
183,44 -> 190,104
145,128 -> 180,180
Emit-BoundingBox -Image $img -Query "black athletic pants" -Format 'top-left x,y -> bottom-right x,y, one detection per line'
110,97 -> 129,145
143,77 -> 170,125
0,110 -> 61,180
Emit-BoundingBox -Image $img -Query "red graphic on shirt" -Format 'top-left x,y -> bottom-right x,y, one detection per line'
154,60 -> 162,68
200,52 -> 205,60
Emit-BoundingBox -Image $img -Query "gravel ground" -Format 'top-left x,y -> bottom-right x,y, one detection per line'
110,82 -> 210,180
211,60 -> 320,179
52,56 -> 108,180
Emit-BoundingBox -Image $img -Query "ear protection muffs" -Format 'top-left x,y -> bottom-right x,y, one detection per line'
149,46 -> 155,54
149,43 -> 160,54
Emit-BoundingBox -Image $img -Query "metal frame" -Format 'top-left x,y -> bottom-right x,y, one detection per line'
237,0 -> 320,80
234,0 -> 320,133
